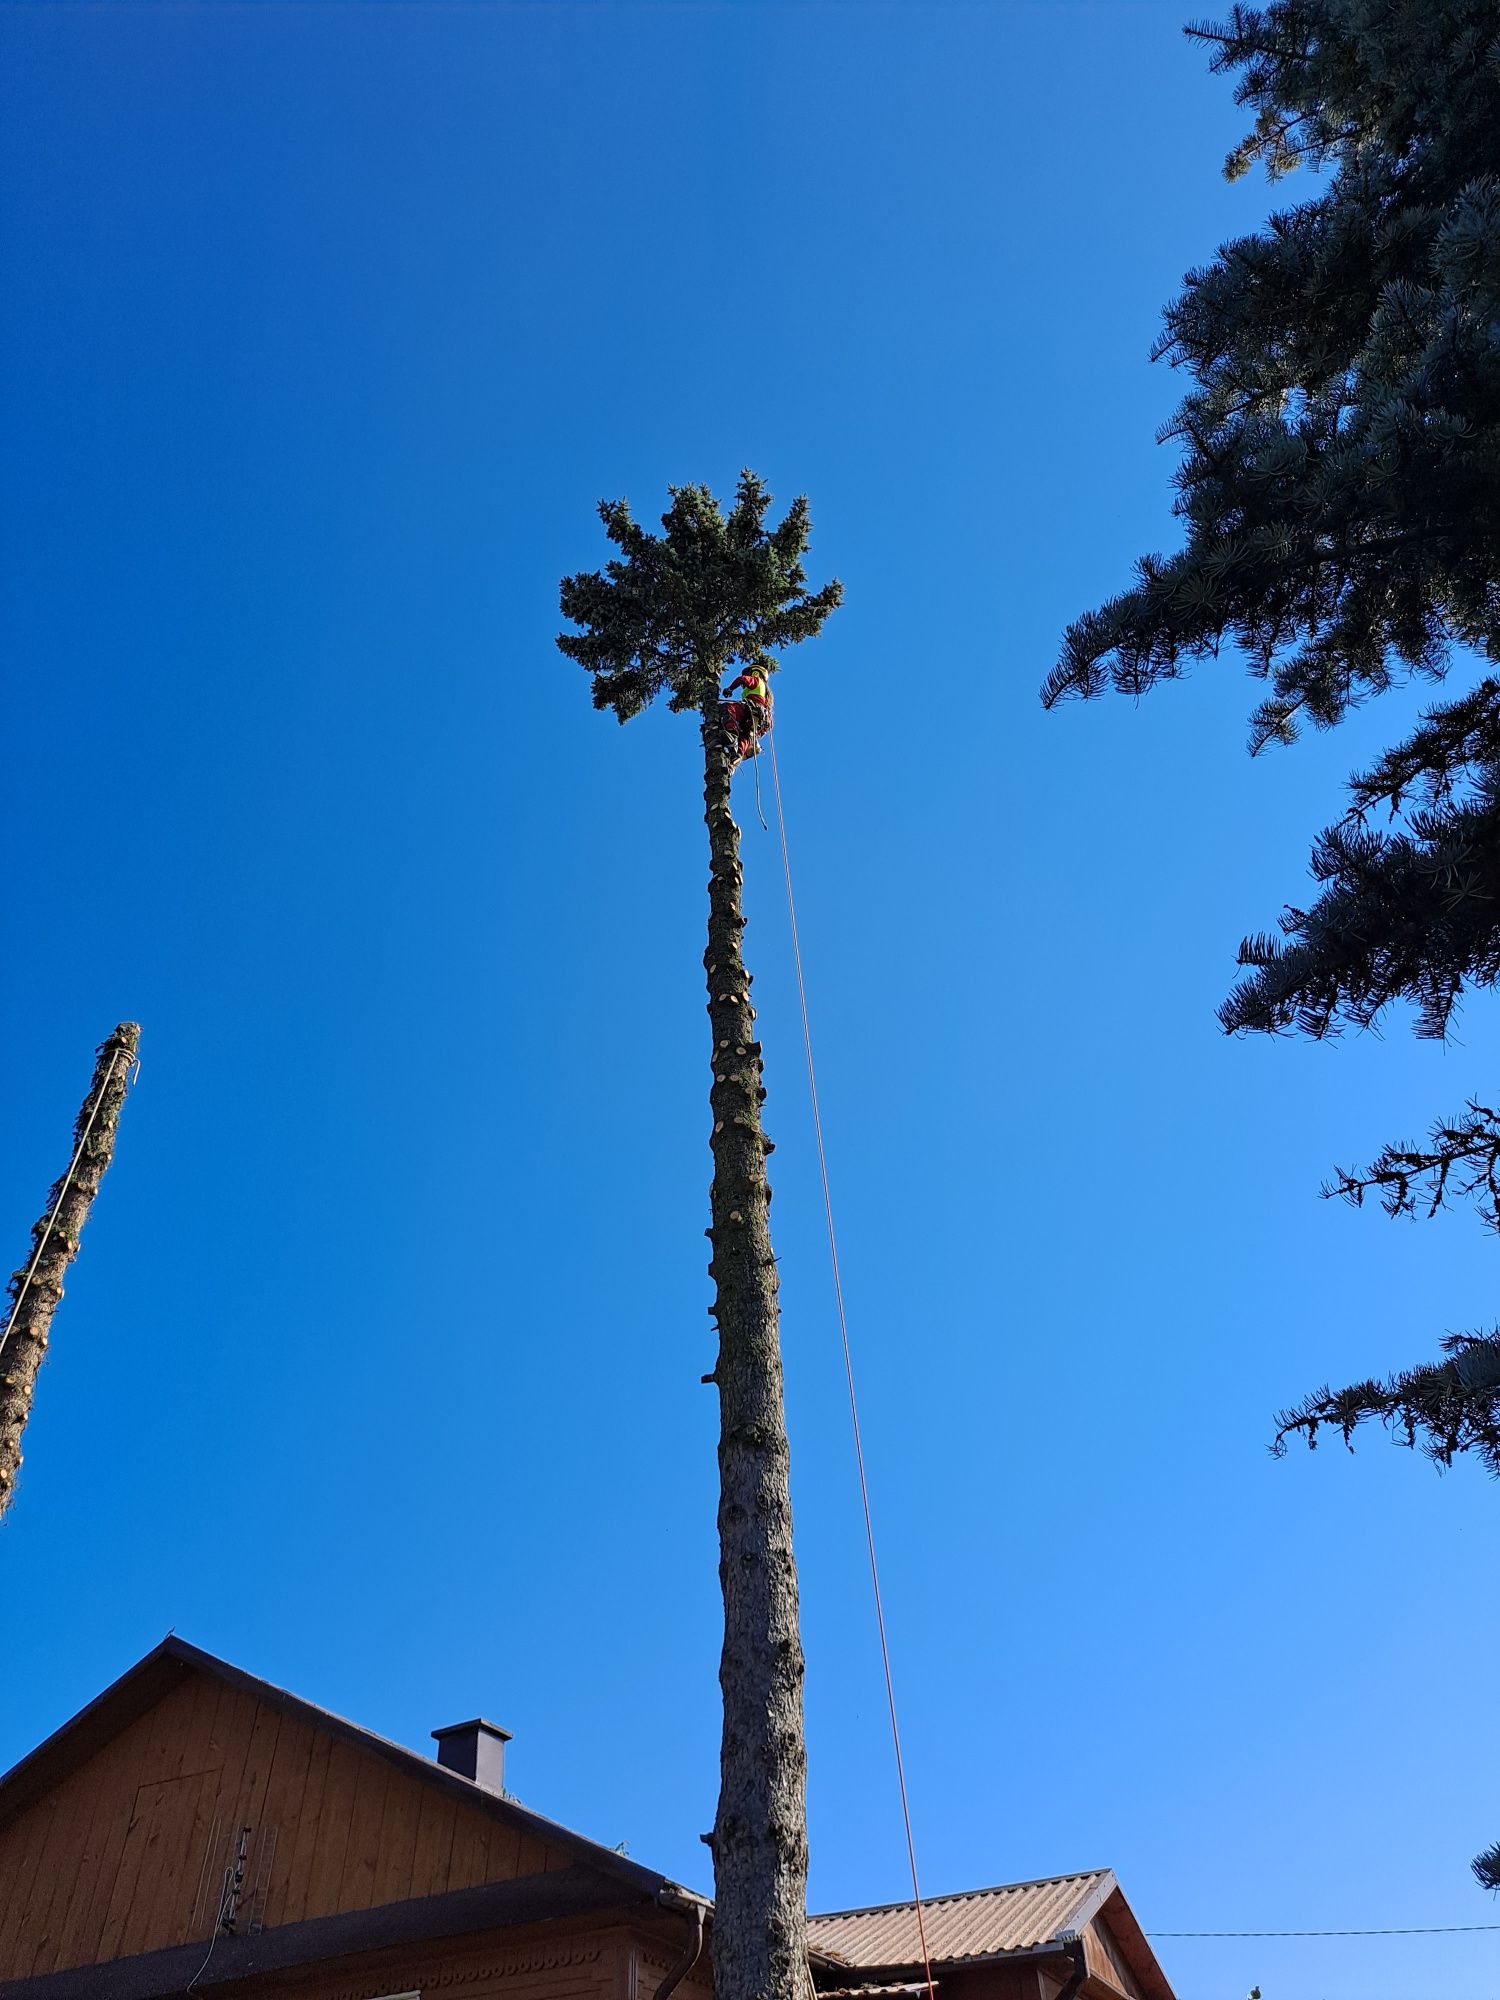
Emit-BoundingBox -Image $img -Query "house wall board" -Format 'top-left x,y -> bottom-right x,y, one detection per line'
0,1668 -> 568,1982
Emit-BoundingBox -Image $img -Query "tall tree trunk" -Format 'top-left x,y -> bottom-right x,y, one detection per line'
701,709 -> 810,2000
0,1022 -> 140,1520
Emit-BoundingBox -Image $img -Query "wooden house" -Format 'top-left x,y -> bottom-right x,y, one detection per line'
0,1638 -> 1176,2000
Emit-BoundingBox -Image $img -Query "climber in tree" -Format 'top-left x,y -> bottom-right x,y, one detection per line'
721,663 -> 772,767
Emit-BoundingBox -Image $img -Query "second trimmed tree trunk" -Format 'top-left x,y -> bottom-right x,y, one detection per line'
0,1022 -> 140,1520
701,709 -> 810,2000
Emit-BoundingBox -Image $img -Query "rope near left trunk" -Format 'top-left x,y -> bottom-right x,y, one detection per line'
0,1023 -> 140,1520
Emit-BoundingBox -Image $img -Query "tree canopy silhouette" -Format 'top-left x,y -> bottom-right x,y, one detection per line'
1046,7 -> 1500,1882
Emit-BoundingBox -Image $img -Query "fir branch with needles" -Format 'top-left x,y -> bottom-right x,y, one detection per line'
1043,5 -> 1500,1892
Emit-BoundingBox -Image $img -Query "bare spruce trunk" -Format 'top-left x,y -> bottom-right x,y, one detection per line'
0,1023 -> 139,1520
701,709 -> 810,2000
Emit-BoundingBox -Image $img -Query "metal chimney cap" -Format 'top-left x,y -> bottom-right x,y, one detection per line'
432,1717 -> 512,1792
432,1718 -> 513,1746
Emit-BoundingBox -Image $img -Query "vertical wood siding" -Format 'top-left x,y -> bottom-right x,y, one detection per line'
1084,1918 -> 1146,2000
0,1670 -> 569,1981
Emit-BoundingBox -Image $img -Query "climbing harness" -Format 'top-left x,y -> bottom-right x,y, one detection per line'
721,667 -> 774,775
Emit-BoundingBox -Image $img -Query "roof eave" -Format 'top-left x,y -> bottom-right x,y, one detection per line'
0,1865 -> 655,2000
813,1940 -> 1086,1981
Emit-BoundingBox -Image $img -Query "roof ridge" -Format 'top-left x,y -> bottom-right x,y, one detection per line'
156,1639 -> 681,1896
809,1868 -> 1112,1923
0,1633 -> 692,1911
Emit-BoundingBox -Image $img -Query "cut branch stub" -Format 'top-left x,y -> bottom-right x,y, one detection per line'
700,708 -> 811,2000
0,1023 -> 140,1521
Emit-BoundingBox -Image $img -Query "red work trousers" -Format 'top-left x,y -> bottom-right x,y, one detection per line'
721,698 -> 770,763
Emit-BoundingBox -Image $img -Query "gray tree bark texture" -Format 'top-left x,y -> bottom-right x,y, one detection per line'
700,711 -> 811,2000
0,1022 -> 140,1520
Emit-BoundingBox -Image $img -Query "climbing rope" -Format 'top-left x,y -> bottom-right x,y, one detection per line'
765,733 -> 937,2000
751,751 -> 770,834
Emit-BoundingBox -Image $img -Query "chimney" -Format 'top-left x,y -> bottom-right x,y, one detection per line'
432,1718 -> 511,1794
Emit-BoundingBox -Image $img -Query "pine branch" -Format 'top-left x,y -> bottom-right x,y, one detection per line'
1219,783 -> 1500,1040
1342,681 -> 1500,819
1325,1100 -> 1500,1228
1271,1330 -> 1500,1473
1045,2 -> 1500,738
1044,9 -> 1500,1899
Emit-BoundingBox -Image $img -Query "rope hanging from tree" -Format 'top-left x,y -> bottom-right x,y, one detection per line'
758,729 -> 938,2000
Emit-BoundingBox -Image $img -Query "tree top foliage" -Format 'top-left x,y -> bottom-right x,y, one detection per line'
557,471 -> 842,724
1043,1 -> 1500,754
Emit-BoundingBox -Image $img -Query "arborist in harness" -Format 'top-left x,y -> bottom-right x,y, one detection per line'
721,663 -> 773,769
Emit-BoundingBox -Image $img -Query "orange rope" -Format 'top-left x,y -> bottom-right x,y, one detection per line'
765,734 -> 937,2000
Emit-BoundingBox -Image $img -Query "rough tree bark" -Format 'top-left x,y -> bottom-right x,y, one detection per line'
701,708 -> 810,2000
0,1022 -> 140,1520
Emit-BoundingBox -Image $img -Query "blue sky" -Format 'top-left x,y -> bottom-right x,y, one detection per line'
2,5 -> 1497,1999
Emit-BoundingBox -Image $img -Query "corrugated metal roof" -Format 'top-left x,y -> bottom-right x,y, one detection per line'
808,1872 -> 1114,1967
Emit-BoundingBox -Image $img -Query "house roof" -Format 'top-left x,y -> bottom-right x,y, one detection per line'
807,1871 -> 1176,2000
0,1634 -> 693,1911
809,1871 -> 1115,1967
0,1641 -> 1175,2000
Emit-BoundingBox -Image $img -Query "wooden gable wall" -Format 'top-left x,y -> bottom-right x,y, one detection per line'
1028,1914 -> 1150,2000
1082,1915 -> 1146,2000
0,1667 -> 575,1983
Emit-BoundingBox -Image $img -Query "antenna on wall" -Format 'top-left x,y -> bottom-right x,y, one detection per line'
185,1825 -> 251,1996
